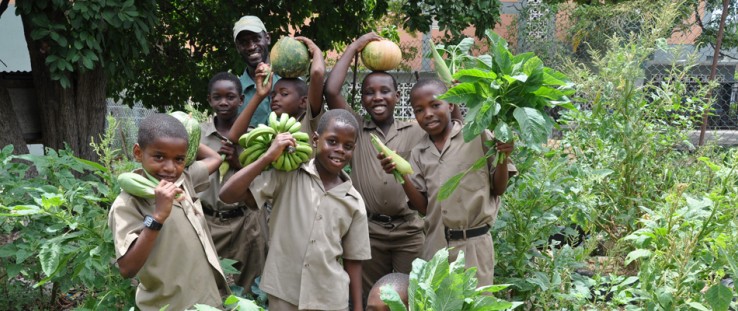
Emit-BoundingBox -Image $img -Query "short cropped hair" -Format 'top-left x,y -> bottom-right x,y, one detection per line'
275,78 -> 308,97
317,109 -> 359,136
362,71 -> 399,91
208,72 -> 243,95
138,113 -> 189,149
372,273 -> 409,305
410,78 -> 448,94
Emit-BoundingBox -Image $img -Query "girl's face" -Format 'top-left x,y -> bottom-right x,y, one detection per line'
208,80 -> 243,120
361,73 -> 400,125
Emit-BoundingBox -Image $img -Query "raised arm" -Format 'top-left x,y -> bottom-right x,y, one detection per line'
296,37 -> 325,118
219,132 -> 296,205
227,62 -> 272,143
324,32 -> 381,111
196,143 -> 223,175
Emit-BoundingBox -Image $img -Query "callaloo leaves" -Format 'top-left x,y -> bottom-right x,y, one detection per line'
437,31 -> 575,201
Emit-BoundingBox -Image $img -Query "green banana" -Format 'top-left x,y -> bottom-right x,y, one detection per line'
239,126 -> 276,148
278,113 -> 289,131
292,131 -> 310,142
287,121 -> 301,133
273,153 -> 285,170
242,142 -> 266,156
239,150 -> 249,165
118,172 -> 158,199
245,147 -> 266,165
295,143 -> 313,157
284,117 -> 297,132
269,112 -> 279,129
294,149 -> 310,162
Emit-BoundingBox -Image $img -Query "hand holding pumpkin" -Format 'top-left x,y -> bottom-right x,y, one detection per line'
353,32 -> 382,51
294,36 -> 320,57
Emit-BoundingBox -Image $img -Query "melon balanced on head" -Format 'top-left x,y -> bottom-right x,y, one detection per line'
270,36 -> 310,78
361,40 -> 402,71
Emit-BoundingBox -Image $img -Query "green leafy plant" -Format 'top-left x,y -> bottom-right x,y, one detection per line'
380,248 -> 521,311
435,31 -> 575,200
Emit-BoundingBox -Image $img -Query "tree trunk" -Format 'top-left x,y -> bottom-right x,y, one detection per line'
20,12 -> 106,161
0,85 -> 30,155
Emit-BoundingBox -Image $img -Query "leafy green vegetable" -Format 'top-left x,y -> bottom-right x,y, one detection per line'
437,31 -> 575,201
381,248 -> 521,311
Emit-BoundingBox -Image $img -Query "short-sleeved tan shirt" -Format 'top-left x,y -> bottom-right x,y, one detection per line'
349,111 -> 426,218
199,119 -> 248,211
409,121 -> 517,260
250,159 -> 371,310
108,162 -> 228,311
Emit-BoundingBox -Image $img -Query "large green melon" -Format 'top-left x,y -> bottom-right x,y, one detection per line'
270,37 -> 310,78
169,111 -> 201,167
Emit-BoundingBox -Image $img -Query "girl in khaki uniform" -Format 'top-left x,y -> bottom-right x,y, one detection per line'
220,109 -> 370,311
379,79 -> 517,286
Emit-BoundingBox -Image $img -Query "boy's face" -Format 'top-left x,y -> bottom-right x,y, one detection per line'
235,30 -> 270,70
133,137 -> 188,183
361,73 -> 399,124
208,80 -> 243,120
313,119 -> 357,176
271,80 -> 306,118
411,84 -> 453,138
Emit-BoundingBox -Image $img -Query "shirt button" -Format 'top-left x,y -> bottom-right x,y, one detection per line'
384,181 -> 388,185
304,264 -> 309,267
443,210 -> 448,215
318,215 -> 323,220
384,200 -> 388,205
311,240 -> 316,244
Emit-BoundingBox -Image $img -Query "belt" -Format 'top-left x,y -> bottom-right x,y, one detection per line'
202,206 -> 245,220
368,212 -> 404,223
445,225 -> 490,241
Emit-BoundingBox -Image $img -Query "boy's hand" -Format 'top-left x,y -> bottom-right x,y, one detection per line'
353,32 -> 381,51
295,36 -> 321,57
376,152 -> 397,174
495,140 -> 514,159
254,62 -> 272,98
153,180 -> 184,223
263,132 -> 296,163
219,141 -> 240,168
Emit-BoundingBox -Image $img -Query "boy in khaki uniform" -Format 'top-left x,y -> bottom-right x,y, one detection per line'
380,79 -> 517,286
324,32 -> 426,298
198,72 -> 267,293
109,114 -> 228,310
220,109 -> 371,311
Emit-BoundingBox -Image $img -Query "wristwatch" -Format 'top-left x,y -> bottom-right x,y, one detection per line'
143,215 -> 163,231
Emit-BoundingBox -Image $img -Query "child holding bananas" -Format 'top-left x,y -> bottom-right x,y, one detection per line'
220,109 -> 371,311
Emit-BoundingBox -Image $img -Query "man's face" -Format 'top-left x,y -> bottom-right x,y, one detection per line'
235,30 -> 270,70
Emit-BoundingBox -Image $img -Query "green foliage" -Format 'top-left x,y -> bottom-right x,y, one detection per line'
381,248 -> 521,311
402,0 -> 502,44
0,144 -> 134,309
15,0 -> 158,89
435,31 -> 575,200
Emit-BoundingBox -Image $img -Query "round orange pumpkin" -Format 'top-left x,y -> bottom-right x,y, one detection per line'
361,40 -> 402,71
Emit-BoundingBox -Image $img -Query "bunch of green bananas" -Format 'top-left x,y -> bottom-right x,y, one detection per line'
237,112 -> 313,171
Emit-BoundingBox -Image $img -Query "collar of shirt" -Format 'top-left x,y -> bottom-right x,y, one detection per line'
300,159 -> 360,200
417,120 -> 463,152
201,117 -> 218,137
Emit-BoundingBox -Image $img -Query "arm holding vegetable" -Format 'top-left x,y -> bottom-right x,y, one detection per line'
117,180 -> 183,278
378,152 -> 428,215
491,140 -> 514,196
324,32 -> 381,111
219,132 -> 295,206
295,36 -> 325,118
227,63 -> 272,143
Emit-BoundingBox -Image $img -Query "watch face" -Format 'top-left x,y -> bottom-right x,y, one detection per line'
144,216 -> 153,226
144,215 -> 161,230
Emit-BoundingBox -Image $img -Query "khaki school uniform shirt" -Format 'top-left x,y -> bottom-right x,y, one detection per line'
350,111 -> 426,218
200,119 -> 248,211
409,121 -> 517,260
108,161 -> 227,311
250,159 -> 371,310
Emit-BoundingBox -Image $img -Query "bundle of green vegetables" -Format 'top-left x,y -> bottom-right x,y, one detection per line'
429,31 -> 575,200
